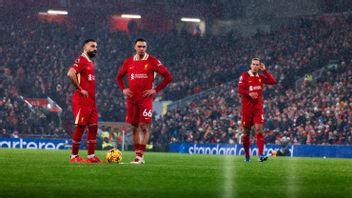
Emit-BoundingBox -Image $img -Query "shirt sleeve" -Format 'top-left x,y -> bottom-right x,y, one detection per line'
261,70 -> 277,85
116,59 -> 128,91
152,58 -> 173,93
238,74 -> 249,95
70,57 -> 85,73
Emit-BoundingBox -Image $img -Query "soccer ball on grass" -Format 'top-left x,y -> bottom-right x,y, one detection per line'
106,148 -> 123,163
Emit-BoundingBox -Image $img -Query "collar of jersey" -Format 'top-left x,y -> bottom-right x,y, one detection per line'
248,70 -> 259,77
81,53 -> 92,62
133,53 -> 149,61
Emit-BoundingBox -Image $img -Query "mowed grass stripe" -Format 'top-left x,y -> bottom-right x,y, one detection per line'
0,148 -> 351,198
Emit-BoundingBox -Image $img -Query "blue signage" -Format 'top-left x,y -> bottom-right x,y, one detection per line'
0,138 -> 71,150
169,143 -> 352,158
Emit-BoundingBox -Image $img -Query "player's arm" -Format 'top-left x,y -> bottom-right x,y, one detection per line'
238,74 -> 257,99
67,67 -> 88,97
259,63 -> 277,85
143,60 -> 172,97
116,60 -> 132,97
154,66 -> 172,93
238,74 -> 249,95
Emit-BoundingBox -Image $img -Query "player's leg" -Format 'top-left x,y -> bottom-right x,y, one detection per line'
85,107 -> 102,163
131,123 -> 142,156
241,111 -> 253,162
254,111 -> 267,162
126,100 -> 144,163
241,127 -> 251,162
139,123 -> 151,159
131,123 -> 148,164
131,100 -> 152,164
70,105 -> 87,163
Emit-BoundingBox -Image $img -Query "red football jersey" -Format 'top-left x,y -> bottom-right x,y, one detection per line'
116,54 -> 172,102
238,70 -> 277,111
70,54 -> 96,107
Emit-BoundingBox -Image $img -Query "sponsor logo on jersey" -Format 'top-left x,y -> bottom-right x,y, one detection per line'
134,73 -> 148,79
249,85 -> 262,91
131,73 -> 135,80
88,74 -> 95,81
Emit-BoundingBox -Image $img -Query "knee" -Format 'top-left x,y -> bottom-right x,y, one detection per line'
255,127 -> 263,134
139,124 -> 150,132
242,128 -> 250,136
131,124 -> 138,132
242,132 -> 249,137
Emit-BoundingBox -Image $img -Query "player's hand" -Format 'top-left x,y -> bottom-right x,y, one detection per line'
143,89 -> 156,98
259,63 -> 266,71
123,88 -> 133,97
80,89 -> 89,98
249,92 -> 258,99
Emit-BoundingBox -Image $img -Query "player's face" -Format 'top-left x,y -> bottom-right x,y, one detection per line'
134,41 -> 147,56
250,60 -> 260,73
84,41 -> 98,58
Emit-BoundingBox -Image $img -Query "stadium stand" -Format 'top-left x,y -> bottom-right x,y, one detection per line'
0,5 -> 351,149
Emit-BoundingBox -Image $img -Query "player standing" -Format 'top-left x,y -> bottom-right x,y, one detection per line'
116,38 -> 172,164
67,39 -> 102,163
238,58 -> 277,162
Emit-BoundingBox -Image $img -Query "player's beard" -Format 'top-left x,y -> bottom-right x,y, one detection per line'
87,50 -> 97,58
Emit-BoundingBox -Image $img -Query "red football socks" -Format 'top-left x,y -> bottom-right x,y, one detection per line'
87,125 -> 98,155
71,125 -> 85,155
135,144 -> 146,158
256,133 -> 265,156
242,135 -> 250,158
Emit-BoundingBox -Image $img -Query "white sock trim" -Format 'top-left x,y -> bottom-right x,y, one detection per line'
87,154 -> 95,159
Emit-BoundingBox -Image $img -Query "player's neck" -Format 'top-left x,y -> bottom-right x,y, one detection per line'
82,52 -> 92,62
250,70 -> 257,75
135,53 -> 148,61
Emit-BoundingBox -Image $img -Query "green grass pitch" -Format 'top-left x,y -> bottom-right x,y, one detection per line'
1,148 -> 351,198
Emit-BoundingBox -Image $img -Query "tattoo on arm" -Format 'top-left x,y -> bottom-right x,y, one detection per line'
67,68 -> 80,89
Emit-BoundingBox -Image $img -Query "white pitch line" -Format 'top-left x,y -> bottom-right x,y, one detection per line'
222,155 -> 236,198
287,157 -> 296,198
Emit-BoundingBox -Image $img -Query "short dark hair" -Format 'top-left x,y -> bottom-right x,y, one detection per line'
82,39 -> 96,47
134,38 -> 147,44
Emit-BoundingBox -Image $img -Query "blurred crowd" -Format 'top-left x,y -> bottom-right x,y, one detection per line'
151,61 -> 351,150
0,10 -> 351,147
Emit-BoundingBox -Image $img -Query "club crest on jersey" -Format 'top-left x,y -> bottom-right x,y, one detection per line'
144,64 -> 149,70
259,79 -> 262,83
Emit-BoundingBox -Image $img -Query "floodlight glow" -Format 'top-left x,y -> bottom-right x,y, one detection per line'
47,10 -> 68,15
181,18 -> 201,22
121,14 -> 141,19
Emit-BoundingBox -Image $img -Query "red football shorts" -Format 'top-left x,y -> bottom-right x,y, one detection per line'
126,99 -> 153,124
72,104 -> 98,126
241,108 -> 264,129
